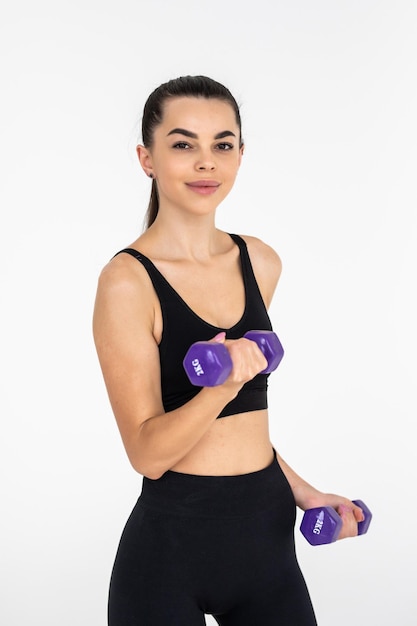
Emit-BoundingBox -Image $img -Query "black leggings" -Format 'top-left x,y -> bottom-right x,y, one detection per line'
108,453 -> 317,625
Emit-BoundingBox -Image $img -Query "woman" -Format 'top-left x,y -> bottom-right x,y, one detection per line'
93,75 -> 364,625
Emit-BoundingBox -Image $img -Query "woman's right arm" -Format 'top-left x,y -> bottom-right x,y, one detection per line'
92,257 -> 266,479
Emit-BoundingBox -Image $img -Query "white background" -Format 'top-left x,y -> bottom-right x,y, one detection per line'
1,1 -> 416,624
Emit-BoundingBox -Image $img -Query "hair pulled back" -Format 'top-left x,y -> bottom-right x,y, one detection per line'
141,75 -> 243,229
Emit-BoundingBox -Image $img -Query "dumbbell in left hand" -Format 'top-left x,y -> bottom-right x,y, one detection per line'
183,330 -> 284,387
300,499 -> 372,546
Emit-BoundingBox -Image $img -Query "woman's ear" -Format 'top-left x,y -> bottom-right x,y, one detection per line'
136,145 -> 154,178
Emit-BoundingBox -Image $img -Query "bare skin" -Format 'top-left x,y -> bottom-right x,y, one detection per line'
93,96 -> 364,539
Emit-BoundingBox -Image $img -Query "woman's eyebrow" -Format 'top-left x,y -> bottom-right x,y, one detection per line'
167,128 -> 236,139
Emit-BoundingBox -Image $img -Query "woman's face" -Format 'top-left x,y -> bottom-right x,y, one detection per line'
138,96 -> 244,218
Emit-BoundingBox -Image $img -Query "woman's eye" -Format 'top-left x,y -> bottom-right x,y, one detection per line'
173,142 -> 191,149
216,143 -> 234,151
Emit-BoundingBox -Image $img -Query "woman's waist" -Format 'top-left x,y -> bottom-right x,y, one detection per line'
139,446 -> 283,518
168,410 -> 271,476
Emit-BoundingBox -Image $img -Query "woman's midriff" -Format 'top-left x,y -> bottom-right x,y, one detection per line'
169,409 -> 274,476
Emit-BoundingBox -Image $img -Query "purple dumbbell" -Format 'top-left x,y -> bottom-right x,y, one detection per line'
300,499 -> 372,546
183,330 -> 284,387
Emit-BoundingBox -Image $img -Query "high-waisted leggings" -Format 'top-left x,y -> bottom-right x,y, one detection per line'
108,453 -> 317,625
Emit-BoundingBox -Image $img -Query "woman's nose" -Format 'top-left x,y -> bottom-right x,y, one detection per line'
195,151 -> 216,171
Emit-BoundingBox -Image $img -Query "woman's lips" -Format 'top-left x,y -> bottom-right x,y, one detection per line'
186,180 -> 220,195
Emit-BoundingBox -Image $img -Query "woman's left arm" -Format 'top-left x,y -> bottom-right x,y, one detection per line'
276,451 -> 365,540
245,236 -> 364,539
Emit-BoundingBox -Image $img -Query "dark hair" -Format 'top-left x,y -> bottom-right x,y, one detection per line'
141,75 -> 243,229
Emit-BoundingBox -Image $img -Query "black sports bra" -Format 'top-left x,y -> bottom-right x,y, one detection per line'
116,234 -> 275,418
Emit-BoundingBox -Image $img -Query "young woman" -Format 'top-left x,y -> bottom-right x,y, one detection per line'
93,75 -> 364,625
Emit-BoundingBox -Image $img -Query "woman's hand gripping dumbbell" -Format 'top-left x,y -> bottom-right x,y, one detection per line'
183,330 -> 284,387
300,499 -> 372,546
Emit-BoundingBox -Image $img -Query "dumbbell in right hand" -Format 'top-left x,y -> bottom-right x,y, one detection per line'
300,499 -> 372,546
183,330 -> 284,387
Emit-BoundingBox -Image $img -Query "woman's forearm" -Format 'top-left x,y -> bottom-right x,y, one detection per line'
275,451 -> 323,511
128,385 -> 239,479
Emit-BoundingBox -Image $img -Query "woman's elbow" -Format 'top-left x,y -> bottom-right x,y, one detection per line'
128,455 -> 166,481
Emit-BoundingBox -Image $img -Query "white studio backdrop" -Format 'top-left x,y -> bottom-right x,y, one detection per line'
1,1 -> 416,624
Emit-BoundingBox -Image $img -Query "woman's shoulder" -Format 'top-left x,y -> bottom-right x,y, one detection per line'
236,234 -> 282,306
95,244 -> 155,307
93,247 -> 160,349
236,234 -> 282,272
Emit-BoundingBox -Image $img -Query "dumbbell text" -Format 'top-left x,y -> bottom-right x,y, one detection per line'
191,358 -> 205,376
